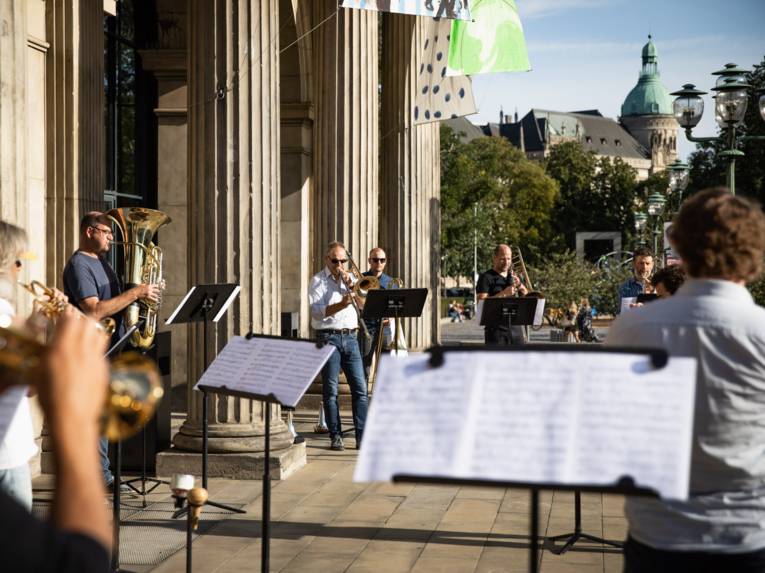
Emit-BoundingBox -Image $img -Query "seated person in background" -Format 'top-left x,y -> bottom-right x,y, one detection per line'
447,300 -> 463,323
0,308 -> 112,572
575,297 -> 601,342
651,264 -> 686,298
607,188 -> 765,573
562,301 -> 579,342
618,246 -> 654,311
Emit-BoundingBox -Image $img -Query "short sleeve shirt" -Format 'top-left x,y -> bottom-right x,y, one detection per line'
477,269 -> 520,331
63,251 -> 124,339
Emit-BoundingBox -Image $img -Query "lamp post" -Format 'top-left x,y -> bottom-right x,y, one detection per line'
666,159 -> 690,212
633,212 -> 648,247
672,63 -> 765,195
646,192 -> 667,259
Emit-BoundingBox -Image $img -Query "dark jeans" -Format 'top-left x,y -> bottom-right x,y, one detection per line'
484,326 -> 525,345
99,436 -> 113,485
318,331 -> 369,443
624,536 -> 765,573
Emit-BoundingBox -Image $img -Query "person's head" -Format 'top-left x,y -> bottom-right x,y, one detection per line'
669,187 -> 765,283
368,247 -> 387,274
651,265 -> 686,298
80,212 -> 113,255
324,241 -> 348,277
492,244 -> 513,273
0,220 -> 28,279
632,246 -> 654,282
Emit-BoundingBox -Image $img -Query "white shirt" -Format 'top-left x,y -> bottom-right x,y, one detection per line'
0,297 -> 38,469
308,267 -> 359,331
607,279 -> 765,553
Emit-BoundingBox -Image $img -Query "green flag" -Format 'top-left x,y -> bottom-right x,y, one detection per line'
447,0 -> 530,76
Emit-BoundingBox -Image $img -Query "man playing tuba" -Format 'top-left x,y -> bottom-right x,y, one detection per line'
62,212 -> 160,493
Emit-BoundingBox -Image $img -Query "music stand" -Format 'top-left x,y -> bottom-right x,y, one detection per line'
363,288 -> 428,354
480,297 -> 540,345
165,283 -> 244,517
197,332 -> 336,573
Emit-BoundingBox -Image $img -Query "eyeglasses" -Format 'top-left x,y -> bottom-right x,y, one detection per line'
330,258 -> 347,264
370,258 -> 386,263
90,226 -> 113,236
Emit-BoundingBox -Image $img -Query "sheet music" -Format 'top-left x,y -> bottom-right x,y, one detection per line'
354,350 -> 697,500
0,386 -> 28,444
533,298 -> 546,326
194,336 -> 336,407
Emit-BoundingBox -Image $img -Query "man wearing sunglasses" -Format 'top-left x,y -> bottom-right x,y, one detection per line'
361,248 -> 394,376
62,212 -> 160,493
308,242 -> 369,451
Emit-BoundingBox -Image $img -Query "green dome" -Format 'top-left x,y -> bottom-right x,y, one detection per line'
621,36 -> 673,117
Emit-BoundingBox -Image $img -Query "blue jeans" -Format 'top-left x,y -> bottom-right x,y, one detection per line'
319,331 -> 369,442
99,436 -> 113,485
0,464 -> 32,511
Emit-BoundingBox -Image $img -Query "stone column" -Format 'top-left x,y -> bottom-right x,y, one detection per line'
311,1 -> 379,268
380,14 -> 441,349
164,0 -> 302,479
0,1 -> 28,226
45,0 -> 105,288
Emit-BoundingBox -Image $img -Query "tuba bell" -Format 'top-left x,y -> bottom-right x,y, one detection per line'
106,208 -> 171,350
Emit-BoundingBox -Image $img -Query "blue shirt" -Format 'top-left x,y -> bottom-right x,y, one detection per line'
617,276 -> 649,313
362,271 -> 394,335
607,279 -> 765,552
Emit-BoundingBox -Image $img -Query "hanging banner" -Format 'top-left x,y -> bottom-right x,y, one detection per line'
447,0 -> 530,76
341,0 -> 472,21
414,18 -> 477,124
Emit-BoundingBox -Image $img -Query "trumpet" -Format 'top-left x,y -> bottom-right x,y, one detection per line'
0,322 -> 164,442
20,280 -> 116,336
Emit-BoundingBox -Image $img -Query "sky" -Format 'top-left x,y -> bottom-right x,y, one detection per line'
467,0 -> 765,161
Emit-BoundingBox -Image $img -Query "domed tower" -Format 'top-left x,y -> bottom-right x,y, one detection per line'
620,36 -> 678,173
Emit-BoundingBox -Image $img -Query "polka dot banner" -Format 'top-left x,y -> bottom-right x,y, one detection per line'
414,17 -> 477,125
341,0 -> 471,21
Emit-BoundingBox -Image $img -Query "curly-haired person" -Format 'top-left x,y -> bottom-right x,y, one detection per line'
607,188 -> 765,573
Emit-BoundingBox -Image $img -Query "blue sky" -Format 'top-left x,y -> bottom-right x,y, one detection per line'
468,0 -> 765,160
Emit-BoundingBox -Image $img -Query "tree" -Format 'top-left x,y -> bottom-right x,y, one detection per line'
440,126 -> 559,281
545,141 -> 639,250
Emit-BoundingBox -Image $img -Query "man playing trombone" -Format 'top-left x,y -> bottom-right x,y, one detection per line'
308,242 -> 369,451
477,244 -> 528,345
361,247 -> 395,377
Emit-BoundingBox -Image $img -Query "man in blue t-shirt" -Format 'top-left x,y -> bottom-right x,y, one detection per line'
617,246 -> 654,312
62,212 -> 160,492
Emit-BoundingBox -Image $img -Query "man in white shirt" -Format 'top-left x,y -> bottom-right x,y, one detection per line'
607,188 -> 765,572
308,242 -> 369,451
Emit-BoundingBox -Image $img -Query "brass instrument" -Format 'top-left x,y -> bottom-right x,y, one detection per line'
0,323 -> 164,442
510,245 -> 534,294
342,251 -> 379,344
20,280 -> 116,336
106,207 -> 171,350
367,276 -> 406,389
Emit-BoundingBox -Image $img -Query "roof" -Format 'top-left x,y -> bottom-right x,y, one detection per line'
621,36 -> 673,116
486,109 -> 648,161
443,117 -> 486,143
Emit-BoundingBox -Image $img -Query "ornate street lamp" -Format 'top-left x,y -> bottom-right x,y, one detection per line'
666,159 -> 690,211
672,63 -> 765,195
645,193 -> 666,257
633,211 -> 648,248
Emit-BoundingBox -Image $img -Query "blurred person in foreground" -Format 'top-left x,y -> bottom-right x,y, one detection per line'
651,264 -> 686,298
607,188 -> 765,573
0,308 -> 111,571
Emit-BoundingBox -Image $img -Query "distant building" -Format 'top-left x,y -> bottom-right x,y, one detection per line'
461,36 -> 678,181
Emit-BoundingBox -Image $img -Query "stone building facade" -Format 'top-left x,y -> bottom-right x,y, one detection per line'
0,0 -> 441,477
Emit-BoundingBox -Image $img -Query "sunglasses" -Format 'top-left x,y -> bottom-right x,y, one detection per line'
370,258 -> 386,263
330,258 -> 347,264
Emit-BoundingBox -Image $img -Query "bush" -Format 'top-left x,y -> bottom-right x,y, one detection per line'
750,272 -> 765,307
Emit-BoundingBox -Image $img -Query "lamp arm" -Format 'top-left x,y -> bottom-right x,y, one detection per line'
683,127 -> 718,144
741,135 -> 765,142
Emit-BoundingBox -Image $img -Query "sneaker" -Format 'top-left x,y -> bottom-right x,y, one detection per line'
330,435 -> 344,451
106,482 -> 134,496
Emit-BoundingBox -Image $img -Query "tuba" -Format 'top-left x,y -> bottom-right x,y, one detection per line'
106,208 -> 171,350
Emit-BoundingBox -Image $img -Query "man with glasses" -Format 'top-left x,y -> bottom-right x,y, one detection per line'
361,247 -> 394,376
308,241 -> 368,451
62,212 -> 160,493
477,244 -> 528,345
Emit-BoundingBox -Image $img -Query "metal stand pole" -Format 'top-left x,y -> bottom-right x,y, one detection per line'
111,441 -> 121,572
186,501 -> 193,573
262,401 -> 271,573
544,491 -> 623,554
529,489 -> 539,573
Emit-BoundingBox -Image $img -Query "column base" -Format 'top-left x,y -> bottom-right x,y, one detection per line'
156,440 -> 306,480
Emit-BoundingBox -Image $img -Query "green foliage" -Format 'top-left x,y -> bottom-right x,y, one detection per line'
440,125 -> 559,280
545,141 -> 639,250
750,272 -> 765,308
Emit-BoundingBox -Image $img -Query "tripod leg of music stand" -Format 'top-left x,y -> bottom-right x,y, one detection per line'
544,490 -> 622,554
111,441 -> 121,572
529,489 -> 539,573
262,401 -> 271,573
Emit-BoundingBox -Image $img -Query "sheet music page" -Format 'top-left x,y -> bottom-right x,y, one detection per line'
353,353 -> 477,482
0,386 -> 28,444
355,350 -> 697,500
194,336 -> 336,407
533,298 -> 546,326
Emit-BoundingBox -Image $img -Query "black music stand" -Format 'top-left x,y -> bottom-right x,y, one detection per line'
362,288 -> 428,354
391,345 -> 670,573
165,283 -> 244,517
197,332 -> 335,573
480,296 -> 540,345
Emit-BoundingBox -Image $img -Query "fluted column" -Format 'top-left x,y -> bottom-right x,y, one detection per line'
381,14 -> 441,349
0,1 -> 28,226
311,1 -> 379,268
44,0 -> 105,288
173,0 -> 291,455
